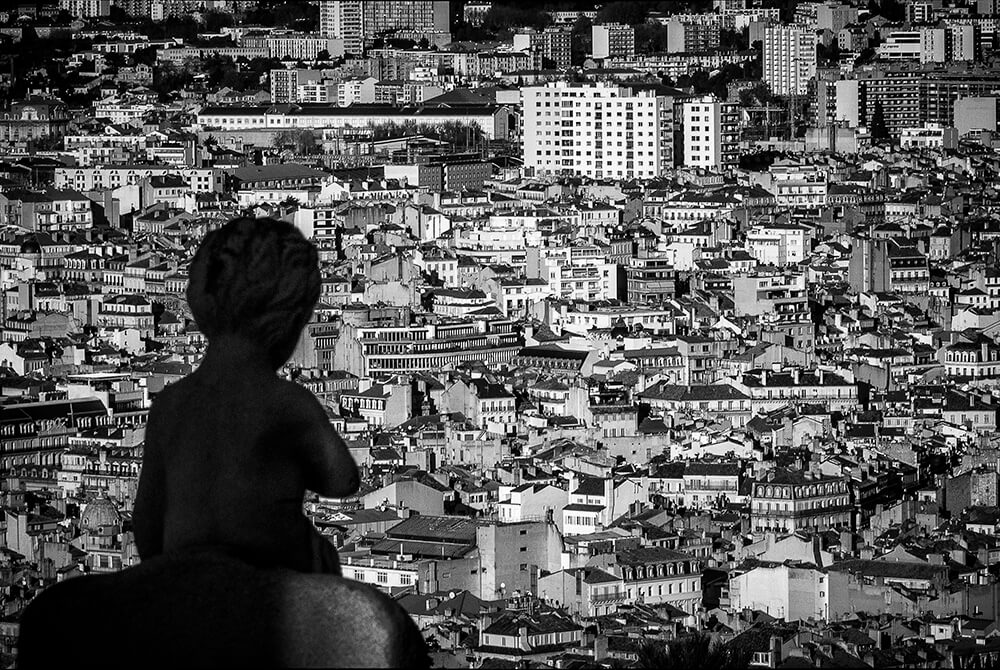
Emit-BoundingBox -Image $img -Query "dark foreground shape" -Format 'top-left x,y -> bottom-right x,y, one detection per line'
17,549 -> 430,669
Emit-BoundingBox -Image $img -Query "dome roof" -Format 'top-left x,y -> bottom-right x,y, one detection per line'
80,496 -> 121,533
19,237 -> 41,254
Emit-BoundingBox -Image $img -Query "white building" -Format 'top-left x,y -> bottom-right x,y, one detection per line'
763,24 -> 817,96
562,477 -> 646,537
340,555 -> 418,592
93,100 -> 154,126
746,223 -> 811,266
54,166 -> 220,193
899,124 -> 958,150
592,23 -> 635,59
526,244 -> 619,303
521,81 -> 675,180
497,483 -> 568,524
319,0 -> 448,56
680,95 -> 740,171
730,563 -> 828,622
877,29 -> 946,63
59,0 -> 110,17
319,0 -> 364,55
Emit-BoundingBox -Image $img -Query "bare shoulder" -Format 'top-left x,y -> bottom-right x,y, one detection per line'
151,378 -> 193,410
274,379 -> 329,421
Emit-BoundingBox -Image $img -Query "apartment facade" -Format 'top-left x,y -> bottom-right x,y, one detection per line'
680,95 -> 739,171
319,1 -> 448,56
522,82 -> 675,180
592,23 -> 635,59
763,24 -> 817,96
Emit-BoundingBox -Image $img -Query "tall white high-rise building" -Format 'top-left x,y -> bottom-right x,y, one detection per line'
681,95 -> 740,171
522,81 -> 675,180
763,24 -> 817,96
319,1 -> 364,55
319,0 -> 449,56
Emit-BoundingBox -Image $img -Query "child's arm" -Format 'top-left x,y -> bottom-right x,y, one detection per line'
133,397 -> 168,559
285,383 -> 360,498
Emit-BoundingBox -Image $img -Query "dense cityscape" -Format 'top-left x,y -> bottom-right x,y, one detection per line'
4,0 -> 1000,667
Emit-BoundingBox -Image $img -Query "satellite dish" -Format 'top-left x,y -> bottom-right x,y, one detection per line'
448,591 -> 455,599
500,582 -> 506,590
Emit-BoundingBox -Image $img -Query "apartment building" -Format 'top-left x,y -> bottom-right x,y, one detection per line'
330,313 -> 524,377
197,104 -> 511,140
750,469 -> 852,534
763,24 -> 817,96
526,243 -> 619,303
54,166 -> 220,193
858,68 -> 1000,133
319,1 -> 449,56
319,0 -> 363,55
522,81 -> 675,180
513,27 -> 572,69
745,223 -> 811,266
592,23 -> 635,59
680,95 -> 739,171
626,254 -> 676,306
241,35 -> 344,61
877,29 -> 947,63
0,189 -> 94,233
666,19 -> 720,53
589,547 -> 703,618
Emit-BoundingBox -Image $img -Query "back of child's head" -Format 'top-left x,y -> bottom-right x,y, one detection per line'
187,217 -> 320,368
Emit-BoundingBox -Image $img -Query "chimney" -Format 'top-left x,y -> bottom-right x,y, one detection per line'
594,636 -> 609,662
761,369 -> 768,385
792,368 -> 800,385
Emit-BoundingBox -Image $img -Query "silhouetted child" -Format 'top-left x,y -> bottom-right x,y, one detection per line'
134,217 -> 359,574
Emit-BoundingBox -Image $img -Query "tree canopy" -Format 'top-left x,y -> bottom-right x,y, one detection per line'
638,632 -> 751,670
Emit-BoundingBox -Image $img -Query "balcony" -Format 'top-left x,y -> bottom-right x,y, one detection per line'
683,483 -> 738,492
591,592 -> 628,605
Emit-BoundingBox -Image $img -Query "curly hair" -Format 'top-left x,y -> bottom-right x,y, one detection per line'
186,217 -> 320,367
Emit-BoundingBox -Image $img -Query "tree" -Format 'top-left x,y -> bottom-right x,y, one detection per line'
868,0 -> 906,21
272,130 -> 299,150
817,39 -> 841,66
316,49 -> 330,61
720,27 -> 749,51
297,129 -> 317,155
481,4 -> 549,34
870,100 -> 889,141
595,1 -> 649,25
152,61 -> 194,101
570,16 -> 592,66
635,23 -> 667,54
203,9 -> 234,33
638,632 -> 751,670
